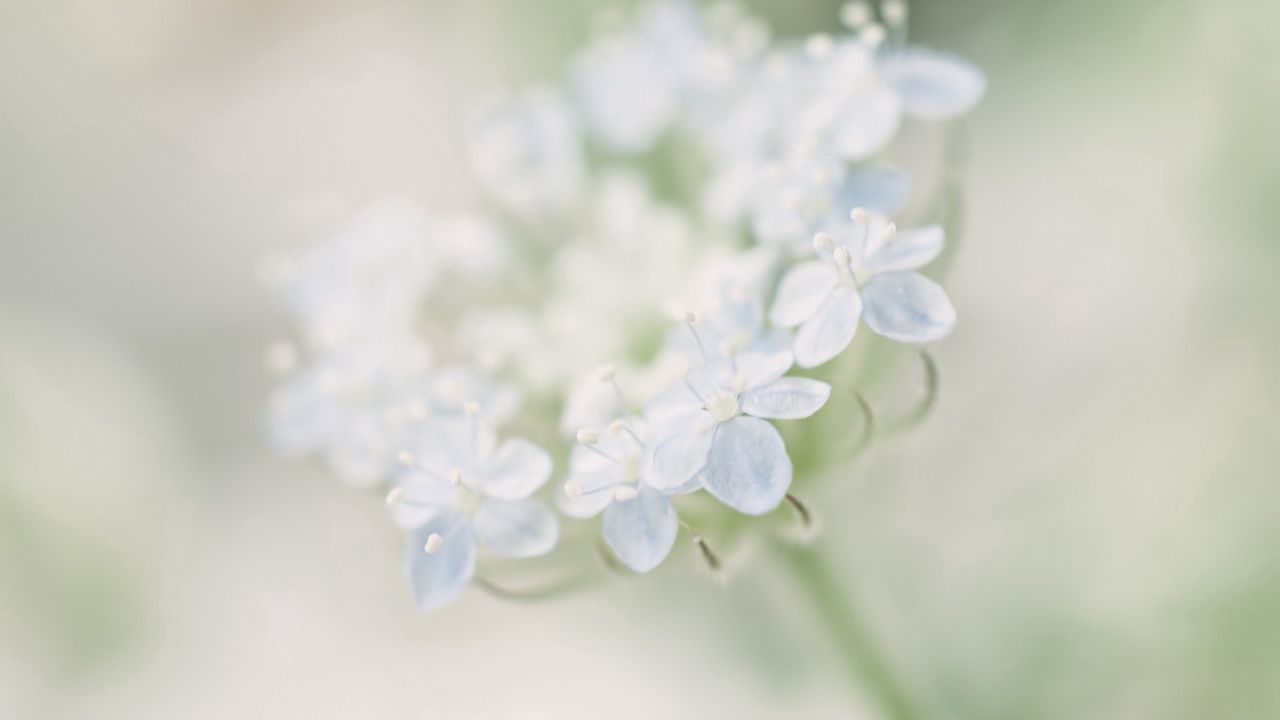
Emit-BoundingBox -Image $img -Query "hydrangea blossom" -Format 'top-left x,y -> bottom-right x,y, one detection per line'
265,0 -> 983,610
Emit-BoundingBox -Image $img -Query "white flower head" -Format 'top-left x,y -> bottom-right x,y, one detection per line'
388,413 -> 557,610
771,208 -> 955,368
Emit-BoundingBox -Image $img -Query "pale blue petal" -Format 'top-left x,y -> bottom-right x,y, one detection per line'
740,377 -> 832,420
649,411 -> 716,492
406,513 -> 475,611
834,87 -> 903,161
472,499 -> 559,558
388,469 -> 454,529
794,287 -> 862,368
838,165 -> 909,217
481,438 -> 552,499
863,225 -> 944,274
861,272 -> 957,342
769,262 -> 838,328
734,348 -> 795,390
603,486 -> 678,573
883,48 -> 986,121
701,417 -> 792,515
643,382 -> 704,424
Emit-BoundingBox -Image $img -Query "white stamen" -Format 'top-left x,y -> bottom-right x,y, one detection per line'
577,428 -> 600,445
840,1 -> 872,28
385,486 -> 405,506
396,451 -> 414,466
859,23 -> 886,47
596,363 -> 617,382
883,222 -> 897,241
707,391 -> 740,423
805,34 -> 834,59
732,372 -> 749,393
462,400 -> 480,416
448,469 -> 463,487
850,207 -> 870,223
683,311 -> 698,324
613,485 -> 639,502
423,533 -> 444,554
608,419 -> 626,437
812,232 -> 835,252
565,479 -> 582,498
833,247 -> 852,267
881,0 -> 908,27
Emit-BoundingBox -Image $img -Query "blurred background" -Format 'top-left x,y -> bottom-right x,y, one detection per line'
2,0 -> 1278,717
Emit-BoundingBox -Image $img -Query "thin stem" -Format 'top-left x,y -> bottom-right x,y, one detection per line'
773,541 -> 919,720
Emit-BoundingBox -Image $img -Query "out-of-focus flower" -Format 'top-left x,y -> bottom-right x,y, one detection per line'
389,413 -> 557,610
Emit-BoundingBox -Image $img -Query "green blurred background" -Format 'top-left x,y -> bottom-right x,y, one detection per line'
2,0 -> 1278,717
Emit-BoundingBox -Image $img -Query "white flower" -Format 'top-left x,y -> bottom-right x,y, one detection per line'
646,324 -> 830,515
388,413 -> 557,610
771,209 -> 955,368
560,418 -> 683,573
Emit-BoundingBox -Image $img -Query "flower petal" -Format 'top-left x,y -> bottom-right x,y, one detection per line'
603,486 -> 678,573
388,469 -> 454,529
472,499 -> 559,558
769,262 -> 837,328
734,348 -> 795,390
406,513 -> 475,611
701,416 -> 792,515
863,225 -> 944,274
481,438 -> 552,499
861,272 -> 957,343
649,411 -> 716,492
883,48 -> 986,121
794,286 -> 862,368
740,377 -> 832,420
834,86 -> 903,161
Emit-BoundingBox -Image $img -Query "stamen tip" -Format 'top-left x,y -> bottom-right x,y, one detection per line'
576,428 -> 600,445
423,533 -> 444,554
613,485 -> 638,502
385,486 -> 405,506
595,363 -> 617,382
812,232 -> 835,252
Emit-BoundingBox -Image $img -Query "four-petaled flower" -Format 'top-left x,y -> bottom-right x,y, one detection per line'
559,419 -> 685,573
770,208 -> 955,368
388,409 -> 557,610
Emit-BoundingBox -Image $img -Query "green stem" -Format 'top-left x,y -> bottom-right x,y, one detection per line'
774,541 -> 919,720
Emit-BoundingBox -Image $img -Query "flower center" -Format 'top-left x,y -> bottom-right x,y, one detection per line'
706,390 -> 740,422
620,448 -> 643,482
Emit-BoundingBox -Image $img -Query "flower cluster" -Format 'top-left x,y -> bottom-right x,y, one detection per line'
265,0 -> 982,610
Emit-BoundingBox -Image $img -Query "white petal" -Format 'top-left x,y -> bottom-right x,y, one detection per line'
834,86 -> 903,161
643,382 -> 703,424
794,287 -> 862,368
700,417 -> 792,515
863,225 -> 944,274
481,438 -> 552,499
861,272 -> 957,342
602,487 -> 678,573
734,348 -> 795,390
649,411 -> 716,492
387,470 -> 454,529
740,377 -> 832,420
883,48 -> 986,121
769,262 -> 837,328
406,513 -> 475,611
472,499 -> 559,558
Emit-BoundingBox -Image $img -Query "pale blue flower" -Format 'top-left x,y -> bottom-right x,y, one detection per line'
647,336 -> 830,515
388,415 -> 557,610
559,419 -> 684,573
771,209 -> 955,368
